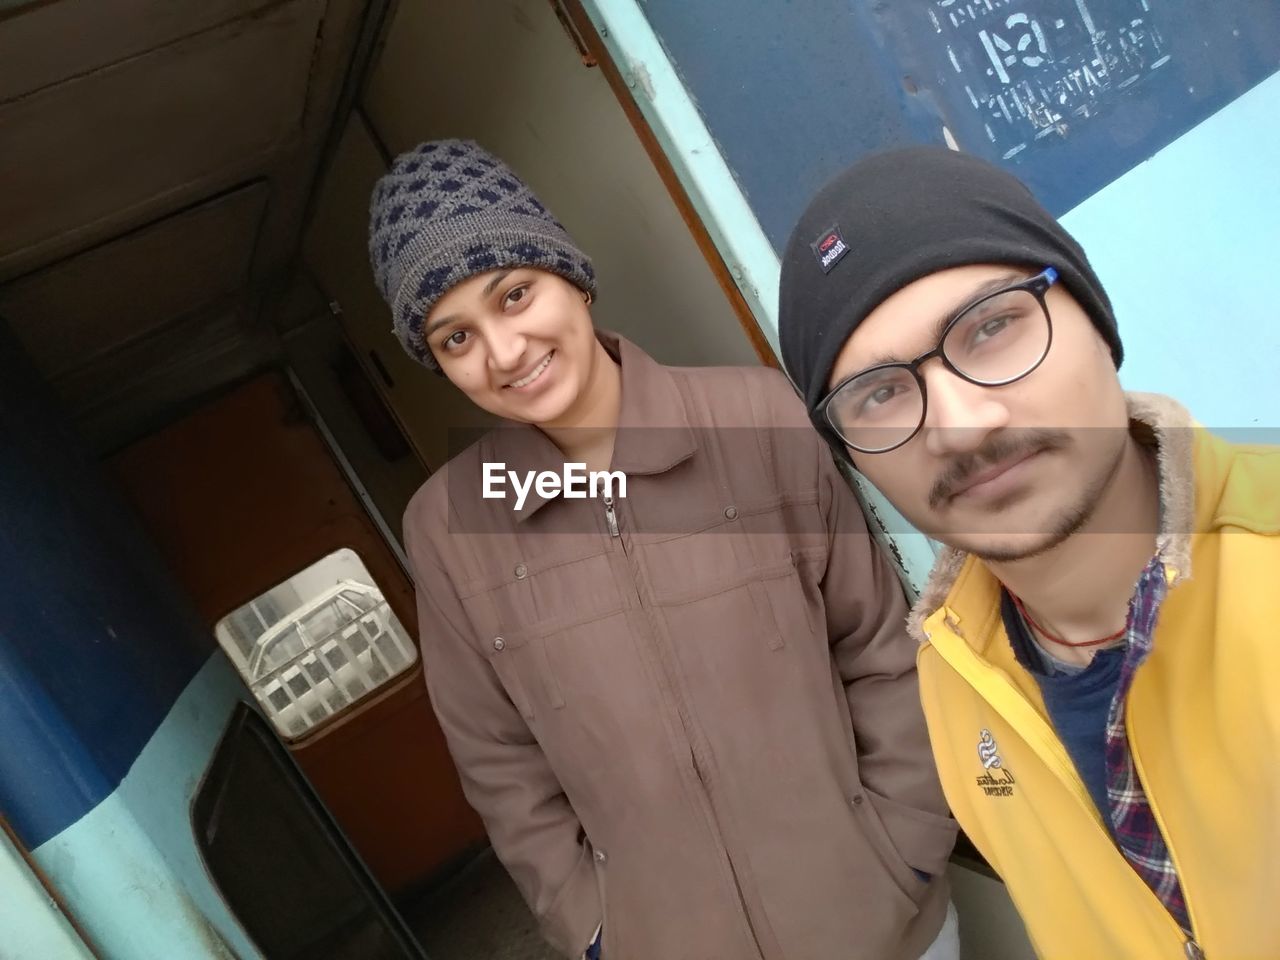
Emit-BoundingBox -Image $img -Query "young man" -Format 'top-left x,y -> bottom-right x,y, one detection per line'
778,145 -> 1279,959
368,140 -> 959,959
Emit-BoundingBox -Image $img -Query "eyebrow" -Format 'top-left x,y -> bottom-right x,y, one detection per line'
863,272 -> 1024,367
482,268 -> 515,298
423,269 -> 516,339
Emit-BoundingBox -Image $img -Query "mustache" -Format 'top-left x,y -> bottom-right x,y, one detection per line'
928,429 -> 1071,508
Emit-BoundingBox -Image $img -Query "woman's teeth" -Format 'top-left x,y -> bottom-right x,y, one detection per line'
509,351 -> 553,388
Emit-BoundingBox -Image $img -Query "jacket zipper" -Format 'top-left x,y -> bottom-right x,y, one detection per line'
1125,697 -> 1206,958
926,609 -> 1204,958
602,493 -> 764,955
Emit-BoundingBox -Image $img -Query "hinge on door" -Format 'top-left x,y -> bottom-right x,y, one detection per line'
549,0 -> 598,67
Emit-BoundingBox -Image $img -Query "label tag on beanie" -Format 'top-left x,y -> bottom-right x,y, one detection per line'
810,225 -> 849,274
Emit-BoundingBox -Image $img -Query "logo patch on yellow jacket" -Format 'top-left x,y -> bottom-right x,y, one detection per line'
976,729 -> 1017,797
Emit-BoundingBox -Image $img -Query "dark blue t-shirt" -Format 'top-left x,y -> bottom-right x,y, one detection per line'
1000,590 -> 1125,831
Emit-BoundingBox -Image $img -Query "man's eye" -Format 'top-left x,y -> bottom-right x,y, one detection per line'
858,383 -> 902,413
974,315 -> 1012,342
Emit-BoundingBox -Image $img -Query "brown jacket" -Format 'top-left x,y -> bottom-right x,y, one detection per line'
403,333 -> 956,960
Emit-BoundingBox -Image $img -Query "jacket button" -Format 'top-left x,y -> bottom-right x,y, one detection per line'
724,505 -> 738,520
851,795 -> 864,806
493,637 -> 506,652
514,562 -> 528,580
594,849 -> 607,863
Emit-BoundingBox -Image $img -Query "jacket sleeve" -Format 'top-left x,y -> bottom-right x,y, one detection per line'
816,444 -> 959,877
406,522 -> 601,958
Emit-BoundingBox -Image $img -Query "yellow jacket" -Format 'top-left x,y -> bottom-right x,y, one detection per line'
910,394 -> 1280,959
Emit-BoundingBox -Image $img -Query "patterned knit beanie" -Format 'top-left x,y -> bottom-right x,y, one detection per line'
368,139 -> 596,369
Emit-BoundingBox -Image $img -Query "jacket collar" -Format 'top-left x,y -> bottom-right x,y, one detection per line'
906,392 -> 1199,646
485,330 -> 697,522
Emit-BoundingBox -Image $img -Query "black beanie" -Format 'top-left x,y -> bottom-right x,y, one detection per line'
778,146 -> 1121,445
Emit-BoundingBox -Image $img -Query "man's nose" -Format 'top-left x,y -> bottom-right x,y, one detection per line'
920,363 -> 1011,459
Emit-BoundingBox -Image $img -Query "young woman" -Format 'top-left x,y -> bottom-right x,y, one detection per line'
368,139 -> 958,960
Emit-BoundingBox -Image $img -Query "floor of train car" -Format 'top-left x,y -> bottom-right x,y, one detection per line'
402,848 -> 557,960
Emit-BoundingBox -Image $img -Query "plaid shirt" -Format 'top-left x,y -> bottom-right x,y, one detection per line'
1105,556 -> 1192,933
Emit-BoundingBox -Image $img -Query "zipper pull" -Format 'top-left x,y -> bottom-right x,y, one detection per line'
1184,939 -> 1205,960
603,496 -> 619,537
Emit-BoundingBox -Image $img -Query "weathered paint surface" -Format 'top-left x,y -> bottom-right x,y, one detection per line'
32,656 -> 262,960
574,0 -> 783,357
0,828 -> 96,960
634,0 -> 1280,246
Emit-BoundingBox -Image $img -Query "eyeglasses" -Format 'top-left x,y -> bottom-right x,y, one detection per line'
817,267 -> 1059,454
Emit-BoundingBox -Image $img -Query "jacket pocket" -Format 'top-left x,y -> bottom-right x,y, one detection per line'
864,788 -> 958,878
647,534 -> 807,656
483,628 -> 540,722
745,579 -> 785,650
855,787 -> 953,904
761,554 -> 821,650
460,553 -> 623,720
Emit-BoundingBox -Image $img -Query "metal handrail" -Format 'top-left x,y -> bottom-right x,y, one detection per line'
247,599 -> 417,737
252,601 -> 384,683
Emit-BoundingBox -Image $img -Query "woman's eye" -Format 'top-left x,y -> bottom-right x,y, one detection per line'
503,284 -> 530,309
441,330 -> 469,351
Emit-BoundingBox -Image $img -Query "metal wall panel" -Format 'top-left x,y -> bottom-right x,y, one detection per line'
0,0 -> 322,274
0,183 -> 268,377
0,0 -> 280,102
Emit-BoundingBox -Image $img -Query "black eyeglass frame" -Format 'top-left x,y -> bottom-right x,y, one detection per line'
816,267 -> 1060,454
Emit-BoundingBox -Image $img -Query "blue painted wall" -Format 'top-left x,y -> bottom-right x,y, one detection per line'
641,0 -> 1280,248
1060,70 -> 1280,431
0,322 -> 210,846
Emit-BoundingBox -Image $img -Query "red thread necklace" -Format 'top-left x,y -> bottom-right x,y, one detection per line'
1009,593 -> 1128,649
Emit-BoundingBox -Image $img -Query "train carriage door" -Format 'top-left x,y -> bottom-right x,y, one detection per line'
109,372 -> 486,897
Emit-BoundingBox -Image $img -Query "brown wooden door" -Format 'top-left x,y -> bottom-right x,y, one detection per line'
109,372 -> 485,895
